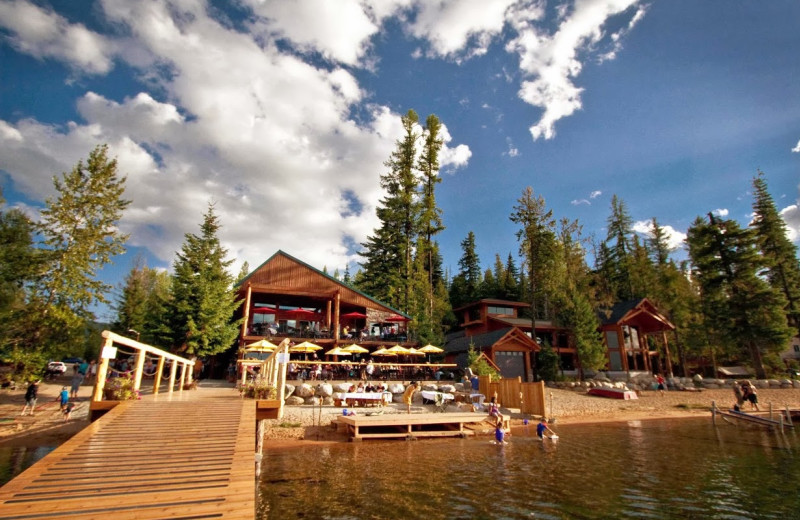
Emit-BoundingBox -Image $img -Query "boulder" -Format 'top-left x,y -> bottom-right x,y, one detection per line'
334,383 -> 351,393
285,395 -> 304,406
454,402 -> 474,412
321,396 -> 334,406
692,374 -> 704,383
421,383 -> 438,392
294,383 -> 315,398
316,383 -> 333,397
767,379 -> 781,388
388,383 -> 405,394
438,384 -> 456,393
304,396 -> 320,406
283,383 -> 295,398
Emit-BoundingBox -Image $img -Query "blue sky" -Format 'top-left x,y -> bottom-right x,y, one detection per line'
1,0 -> 799,321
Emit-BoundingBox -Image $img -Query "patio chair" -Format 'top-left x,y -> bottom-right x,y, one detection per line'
433,392 -> 449,413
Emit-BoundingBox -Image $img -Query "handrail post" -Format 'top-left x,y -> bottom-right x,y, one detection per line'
153,357 -> 165,395
168,360 -> 178,395
92,337 -> 113,402
179,363 -> 187,392
132,348 -> 146,393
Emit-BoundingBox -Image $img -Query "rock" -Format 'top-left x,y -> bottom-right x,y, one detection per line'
692,374 -> 704,383
285,396 -> 304,405
304,396 -> 320,406
704,383 -> 720,390
388,383 -> 405,394
316,383 -> 333,397
321,396 -> 334,406
295,383 -> 315,398
767,379 -> 781,388
755,380 -> 769,389
455,383 -> 467,392
334,383 -> 351,393
454,402 -> 474,412
438,384 -> 456,393
283,383 -> 295,397
421,383 -> 438,392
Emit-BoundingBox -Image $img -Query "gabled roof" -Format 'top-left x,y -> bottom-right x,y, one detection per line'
444,327 -> 539,354
452,298 -> 530,313
599,298 -> 674,332
235,250 -> 409,318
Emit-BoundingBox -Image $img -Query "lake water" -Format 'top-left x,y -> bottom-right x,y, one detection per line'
0,446 -> 55,486
258,417 -> 800,519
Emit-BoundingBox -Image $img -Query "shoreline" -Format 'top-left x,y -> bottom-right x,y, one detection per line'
2,382 -> 799,450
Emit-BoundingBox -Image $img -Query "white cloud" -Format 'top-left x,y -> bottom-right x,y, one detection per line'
712,208 -> 729,217
407,0 -> 517,60
633,220 -> 687,251
505,0 -> 645,140
792,139 -> 800,153
0,0 -> 472,276
0,0 -> 115,74
571,199 -> 590,206
590,190 -> 602,199
781,204 -> 800,242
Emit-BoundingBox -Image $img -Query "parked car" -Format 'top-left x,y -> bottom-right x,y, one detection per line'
62,357 -> 82,365
45,361 -> 67,380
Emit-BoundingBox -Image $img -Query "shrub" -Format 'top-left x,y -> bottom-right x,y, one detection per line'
241,378 -> 277,399
105,375 -> 140,400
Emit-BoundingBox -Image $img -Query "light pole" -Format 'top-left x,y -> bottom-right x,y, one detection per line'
127,329 -> 140,342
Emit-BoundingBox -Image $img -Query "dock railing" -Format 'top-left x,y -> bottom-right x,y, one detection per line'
91,330 -> 195,415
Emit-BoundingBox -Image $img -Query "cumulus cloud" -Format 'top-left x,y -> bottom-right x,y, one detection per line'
712,208 -> 729,217
0,0 -> 471,274
406,0 -> 517,60
505,0 -> 645,140
590,190 -> 602,199
0,0 -> 115,74
571,189 -> 602,205
781,204 -> 800,242
792,139 -> 800,153
633,220 -> 687,251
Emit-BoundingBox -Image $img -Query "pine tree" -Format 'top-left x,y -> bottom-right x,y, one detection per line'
450,231 -> 481,308
687,213 -> 791,378
751,170 -> 800,336
113,257 -> 172,347
604,195 -> 635,300
510,187 -> 556,340
167,204 -> 242,357
417,114 -> 445,320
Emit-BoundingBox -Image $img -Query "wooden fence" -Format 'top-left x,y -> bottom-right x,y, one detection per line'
478,375 -> 546,416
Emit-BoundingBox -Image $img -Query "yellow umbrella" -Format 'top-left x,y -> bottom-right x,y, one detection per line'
290,341 -> 322,353
405,347 -> 425,356
342,343 -> 369,354
244,339 -> 279,352
419,344 -> 444,354
385,345 -> 409,354
325,347 -> 352,356
371,348 -> 395,356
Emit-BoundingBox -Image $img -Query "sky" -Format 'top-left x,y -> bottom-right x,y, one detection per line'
1,0 -> 799,322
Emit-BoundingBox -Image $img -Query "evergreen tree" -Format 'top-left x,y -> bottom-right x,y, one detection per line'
501,253 -> 520,301
687,213 -> 791,378
450,231 -> 481,307
167,204 -> 242,357
417,114 -> 445,321
751,170 -> 800,336
113,257 -> 172,347
604,195 -> 635,300
510,187 -> 556,340
236,261 -> 250,283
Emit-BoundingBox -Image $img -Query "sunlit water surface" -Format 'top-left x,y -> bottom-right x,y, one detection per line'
258,418 -> 800,519
0,446 -> 55,486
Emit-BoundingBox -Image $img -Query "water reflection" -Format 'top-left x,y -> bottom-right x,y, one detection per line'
259,418 -> 800,519
0,445 -> 55,486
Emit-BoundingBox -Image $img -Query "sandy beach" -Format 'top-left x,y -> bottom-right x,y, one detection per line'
3,379 -> 800,449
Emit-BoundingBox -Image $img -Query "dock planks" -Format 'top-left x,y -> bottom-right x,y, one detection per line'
337,412 -> 506,441
0,393 -> 255,519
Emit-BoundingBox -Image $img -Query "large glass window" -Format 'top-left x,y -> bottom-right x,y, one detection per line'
487,306 -> 513,316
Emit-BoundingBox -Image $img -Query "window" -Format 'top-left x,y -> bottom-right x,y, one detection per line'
487,306 -> 513,316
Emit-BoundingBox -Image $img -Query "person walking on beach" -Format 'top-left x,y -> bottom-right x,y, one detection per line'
58,386 -> 69,412
656,374 -> 666,396
63,401 -> 75,422
20,380 -> 40,416
741,380 -> 759,411
403,381 -> 417,414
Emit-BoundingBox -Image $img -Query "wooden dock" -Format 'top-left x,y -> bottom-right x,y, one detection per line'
0,392 -> 255,519
336,412 -> 506,441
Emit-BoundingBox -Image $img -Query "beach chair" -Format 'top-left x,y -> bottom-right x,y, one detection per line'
434,392 -> 449,413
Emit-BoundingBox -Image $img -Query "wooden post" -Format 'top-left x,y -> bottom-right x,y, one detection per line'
277,342 -> 289,420
132,348 -> 146,393
786,405 -> 794,427
153,357 -> 165,395
769,402 -> 773,421
178,363 -> 187,392
92,336 -> 113,402
168,360 -> 177,395
711,401 -> 717,426
241,284 -> 252,345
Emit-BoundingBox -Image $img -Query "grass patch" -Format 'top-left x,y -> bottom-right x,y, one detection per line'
277,421 -> 302,428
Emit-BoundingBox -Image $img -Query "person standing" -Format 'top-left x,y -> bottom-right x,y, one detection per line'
58,386 -> 69,412
70,365 -> 84,399
656,374 -> 666,396
403,381 -> 418,414
742,380 -> 760,411
20,380 -> 40,416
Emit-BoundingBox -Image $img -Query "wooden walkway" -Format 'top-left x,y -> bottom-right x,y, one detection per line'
336,412 -> 507,441
0,390 -> 255,519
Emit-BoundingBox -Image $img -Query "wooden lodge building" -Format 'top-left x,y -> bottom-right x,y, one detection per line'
442,297 -> 675,381
234,250 -> 416,352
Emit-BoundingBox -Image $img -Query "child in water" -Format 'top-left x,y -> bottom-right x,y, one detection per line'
494,417 -> 507,444
537,418 -> 556,439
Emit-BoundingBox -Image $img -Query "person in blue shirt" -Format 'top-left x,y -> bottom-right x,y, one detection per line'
58,386 -> 69,412
537,418 -> 555,439
494,417 -> 507,444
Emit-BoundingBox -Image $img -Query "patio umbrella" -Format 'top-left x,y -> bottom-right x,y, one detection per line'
405,347 -> 425,356
385,345 -> 409,354
289,341 -> 322,353
340,311 -> 367,319
371,348 -> 395,356
384,314 -> 410,322
342,343 -> 369,354
244,339 -> 279,351
325,347 -> 351,356
419,344 -> 444,354
251,307 -> 277,314
286,308 -> 318,319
